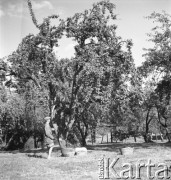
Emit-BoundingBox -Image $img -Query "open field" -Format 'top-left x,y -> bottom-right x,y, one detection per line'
0,138 -> 171,180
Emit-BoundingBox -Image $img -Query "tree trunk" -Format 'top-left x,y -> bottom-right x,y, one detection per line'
144,108 -> 152,143
133,135 -> 137,142
5,133 -> 16,150
111,132 -> 113,143
156,107 -> 170,142
81,136 -> 87,146
101,136 -> 103,144
4,134 -> 7,145
165,128 -> 171,142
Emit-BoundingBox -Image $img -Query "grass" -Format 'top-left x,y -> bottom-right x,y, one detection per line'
0,137 -> 171,180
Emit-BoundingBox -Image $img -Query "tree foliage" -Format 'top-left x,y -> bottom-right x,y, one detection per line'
2,2 -> 171,149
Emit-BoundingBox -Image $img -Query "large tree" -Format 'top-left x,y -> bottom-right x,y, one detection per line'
142,11 -> 171,77
4,0 -> 135,148
140,11 -> 171,141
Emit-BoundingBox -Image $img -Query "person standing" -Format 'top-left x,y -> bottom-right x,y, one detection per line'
44,117 -> 55,148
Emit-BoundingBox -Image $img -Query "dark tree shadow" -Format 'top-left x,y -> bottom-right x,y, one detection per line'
86,141 -> 171,153
1,142 -> 171,155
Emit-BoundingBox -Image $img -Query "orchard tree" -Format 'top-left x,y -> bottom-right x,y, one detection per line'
142,11 -> 171,77
62,0 -> 134,143
4,0 -> 64,144
141,79 -> 158,142
141,11 -> 171,141
5,0 -> 135,147
155,79 -> 171,141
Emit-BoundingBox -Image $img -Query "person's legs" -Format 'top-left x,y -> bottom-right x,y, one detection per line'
47,143 -> 55,159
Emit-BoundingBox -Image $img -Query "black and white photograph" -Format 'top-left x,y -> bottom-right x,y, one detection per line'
0,0 -> 171,179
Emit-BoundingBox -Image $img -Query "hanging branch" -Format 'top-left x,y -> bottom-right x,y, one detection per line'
27,0 -> 40,29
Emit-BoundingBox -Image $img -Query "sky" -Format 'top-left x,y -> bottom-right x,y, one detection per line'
0,0 -> 171,66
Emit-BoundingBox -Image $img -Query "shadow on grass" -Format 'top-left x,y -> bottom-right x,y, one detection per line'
1,142 -> 171,154
0,145 -> 61,155
26,153 -> 46,159
86,141 -> 171,153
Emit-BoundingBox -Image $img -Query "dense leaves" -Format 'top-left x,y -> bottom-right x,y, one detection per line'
1,2 -> 171,149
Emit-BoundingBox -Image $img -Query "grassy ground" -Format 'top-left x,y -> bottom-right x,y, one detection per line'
0,137 -> 171,180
